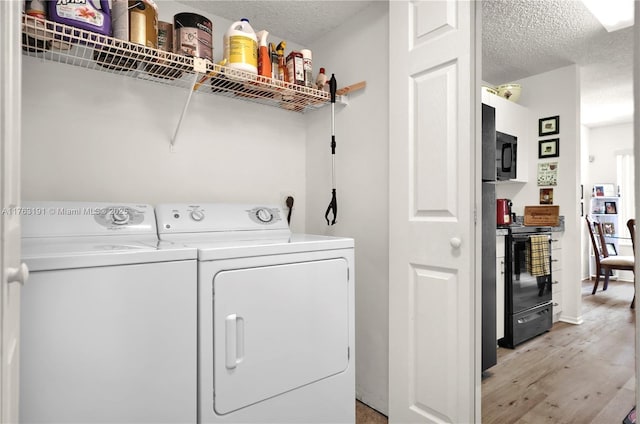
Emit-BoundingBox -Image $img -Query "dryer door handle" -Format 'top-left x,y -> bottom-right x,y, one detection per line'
225,314 -> 244,369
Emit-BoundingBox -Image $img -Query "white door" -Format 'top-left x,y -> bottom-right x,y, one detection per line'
213,260 -> 349,414
388,1 -> 480,423
1,1 -> 25,423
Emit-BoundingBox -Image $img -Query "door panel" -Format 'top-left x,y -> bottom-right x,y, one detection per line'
389,1 -> 479,422
213,259 -> 349,415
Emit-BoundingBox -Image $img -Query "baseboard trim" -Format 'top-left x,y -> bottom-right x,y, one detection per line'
559,314 -> 584,325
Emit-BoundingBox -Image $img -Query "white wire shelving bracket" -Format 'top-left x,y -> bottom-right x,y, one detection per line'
21,15 -> 340,150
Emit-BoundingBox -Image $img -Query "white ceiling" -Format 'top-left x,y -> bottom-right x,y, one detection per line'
483,0 -> 633,128
175,0 -> 376,45
179,0 -> 633,128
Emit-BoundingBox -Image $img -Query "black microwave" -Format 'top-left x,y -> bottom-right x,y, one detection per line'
496,131 -> 517,180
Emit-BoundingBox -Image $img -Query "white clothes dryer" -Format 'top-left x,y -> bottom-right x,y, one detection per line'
20,201 -> 198,424
155,203 -> 355,424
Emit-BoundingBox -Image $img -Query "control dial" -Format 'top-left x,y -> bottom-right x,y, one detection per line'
111,210 -> 130,225
190,210 -> 205,221
255,208 -> 273,223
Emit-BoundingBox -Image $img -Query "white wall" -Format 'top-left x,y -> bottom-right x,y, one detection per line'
580,125 -> 590,278
305,2 -> 390,414
586,122 -> 633,186
513,65 -> 583,324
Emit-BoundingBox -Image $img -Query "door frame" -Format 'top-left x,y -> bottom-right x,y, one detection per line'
1,1 -> 24,422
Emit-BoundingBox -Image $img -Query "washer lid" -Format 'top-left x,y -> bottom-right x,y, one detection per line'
22,238 -> 197,271
188,233 -> 354,260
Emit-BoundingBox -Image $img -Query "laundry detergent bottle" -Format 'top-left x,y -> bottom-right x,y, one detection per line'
48,0 -> 112,36
224,18 -> 258,75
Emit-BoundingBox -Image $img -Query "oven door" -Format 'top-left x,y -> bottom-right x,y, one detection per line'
510,234 -> 552,313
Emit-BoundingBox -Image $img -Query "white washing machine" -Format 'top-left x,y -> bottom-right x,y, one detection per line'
20,201 -> 198,423
155,203 -> 355,424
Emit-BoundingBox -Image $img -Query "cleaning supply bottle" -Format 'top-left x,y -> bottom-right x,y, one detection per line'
316,67 -> 328,90
256,30 -> 271,78
270,42 -> 279,79
224,18 -> 258,75
276,41 -> 287,82
48,0 -> 111,36
301,49 -> 313,88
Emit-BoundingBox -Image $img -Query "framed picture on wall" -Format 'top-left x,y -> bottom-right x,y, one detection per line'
605,201 -> 617,214
540,188 -> 553,204
539,115 -> 560,136
538,138 -> 559,158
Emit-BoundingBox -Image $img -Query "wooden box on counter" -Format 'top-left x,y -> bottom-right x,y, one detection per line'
524,206 -> 560,226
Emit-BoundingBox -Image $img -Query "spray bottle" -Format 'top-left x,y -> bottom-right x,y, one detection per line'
270,43 -> 279,79
256,30 -> 272,78
276,41 -> 287,82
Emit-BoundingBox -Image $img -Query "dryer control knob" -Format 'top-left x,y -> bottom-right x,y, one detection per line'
256,208 -> 273,223
190,210 -> 205,221
111,211 -> 130,225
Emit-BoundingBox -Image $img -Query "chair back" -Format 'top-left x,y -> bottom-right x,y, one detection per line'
627,219 -> 636,253
586,216 -> 605,264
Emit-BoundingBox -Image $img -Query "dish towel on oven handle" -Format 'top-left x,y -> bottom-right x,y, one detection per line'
526,235 -> 550,277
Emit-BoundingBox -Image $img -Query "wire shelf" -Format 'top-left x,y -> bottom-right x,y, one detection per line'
21,14 -> 331,113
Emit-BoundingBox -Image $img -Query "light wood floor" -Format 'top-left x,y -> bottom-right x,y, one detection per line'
482,279 -> 636,423
356,400 -> 387,424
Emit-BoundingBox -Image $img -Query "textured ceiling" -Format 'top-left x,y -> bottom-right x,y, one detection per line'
483,0 -> 633,127
175,0 -> 376,46
178,0 -> 632,128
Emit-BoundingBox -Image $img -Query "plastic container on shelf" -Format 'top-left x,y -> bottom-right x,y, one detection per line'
48,0 -> 111,37
224,18 -> 258,75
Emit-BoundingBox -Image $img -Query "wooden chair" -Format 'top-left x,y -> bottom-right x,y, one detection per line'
627,219 -> 636,251
585,216 -> 635,307
627,218 -> 636,308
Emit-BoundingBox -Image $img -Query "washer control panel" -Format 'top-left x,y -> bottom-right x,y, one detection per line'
20,202 -> 156,238
155,203 -> 289,234
94,206 -> 146,228
248,207 -> 282,225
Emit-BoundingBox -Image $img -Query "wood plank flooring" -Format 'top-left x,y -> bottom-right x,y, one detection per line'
482,279 -> 636,423
356,400 -> 388,424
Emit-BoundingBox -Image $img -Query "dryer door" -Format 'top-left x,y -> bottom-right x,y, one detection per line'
213,258 -> 349,414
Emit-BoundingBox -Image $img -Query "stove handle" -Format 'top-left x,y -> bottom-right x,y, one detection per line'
225,314 -> 245,369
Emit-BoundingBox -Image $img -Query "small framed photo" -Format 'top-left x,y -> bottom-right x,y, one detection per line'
592,199 -> 605,214
540,188 -> 553,204
539,115 -> 560,136
538,138 -> 559,158
603,222 -> 616,235
605,243 -> 618,256
594,183 -> 615,197
605,201 -> 617,214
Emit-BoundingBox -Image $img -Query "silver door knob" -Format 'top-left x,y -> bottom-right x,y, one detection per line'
450,237 -> 462,248
7,263 -> 28,285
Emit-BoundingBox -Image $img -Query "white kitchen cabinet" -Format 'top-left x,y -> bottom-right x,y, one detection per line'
551,233 -> 562,322
495,234 -> 506,340
481,90 -> 529,183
